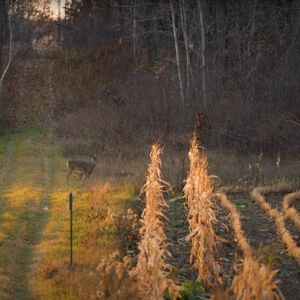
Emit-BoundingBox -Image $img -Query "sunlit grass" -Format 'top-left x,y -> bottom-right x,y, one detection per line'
0,129 -> 49,299
30,143 -> 136,299
33,181 -> 136,299
4,185 -> 44,207
0,128 -> 137,299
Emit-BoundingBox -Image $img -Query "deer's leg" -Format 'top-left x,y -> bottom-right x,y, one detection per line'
67,170 -> 71,184
81,174 -> 86,185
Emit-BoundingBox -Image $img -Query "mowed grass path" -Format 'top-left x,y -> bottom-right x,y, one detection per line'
0,129 -> 136,300
0,129 -> 52,299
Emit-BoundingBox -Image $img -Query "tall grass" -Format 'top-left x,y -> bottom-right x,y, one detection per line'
184,134 -> 221,287
130,144 -> 179,300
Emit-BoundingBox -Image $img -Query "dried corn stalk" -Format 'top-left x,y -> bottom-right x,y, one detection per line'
230,257 -> 282,300
212,193 -> 282,300
130,144 -> 179,300
252,188 -> 300,264
184,134 -> 221,287
282,192 -> 300,230
216,193 -> 252,258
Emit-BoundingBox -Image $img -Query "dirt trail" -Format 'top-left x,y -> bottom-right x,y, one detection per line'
166,197 -> 195,282
0,130 -> 52,300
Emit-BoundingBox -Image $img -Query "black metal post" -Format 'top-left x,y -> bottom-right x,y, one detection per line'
69,192 -> 73,266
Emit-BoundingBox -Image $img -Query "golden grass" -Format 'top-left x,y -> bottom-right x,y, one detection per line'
33,181 -> 136,299
4,185 -> 44,207
0,130 -> 48,298
251,187 -> 300,264
184,135 -> 221,287
130,144 -> 179,300
282,192 -> 300,230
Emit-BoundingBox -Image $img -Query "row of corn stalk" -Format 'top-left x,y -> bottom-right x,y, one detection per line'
214,193 -> 282,299
251,187 -> 300,264
282,192 -> 300,230
185,135 -> 282,299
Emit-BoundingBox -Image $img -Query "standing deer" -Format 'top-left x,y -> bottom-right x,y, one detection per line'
67,156 -> 97,185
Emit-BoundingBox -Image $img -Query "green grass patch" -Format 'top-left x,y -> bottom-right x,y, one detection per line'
0,128 -> 139,299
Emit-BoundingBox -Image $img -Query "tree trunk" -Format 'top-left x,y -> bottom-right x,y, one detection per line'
0,11 -> 11,130
170,0 -> 185,108
0,0 -> 8,68
132,0 -> 137,56
197,0 -> 207,110
180,0 -> 190,99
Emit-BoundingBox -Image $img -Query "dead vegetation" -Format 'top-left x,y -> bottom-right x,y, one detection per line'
229,257 -> 282,300
130,144 -> 180,300
183,135 -> 283,299
214,193 -> 283,300
251,187 -> 300,264
282,192 -> 300,230
184,134 -> 221,287
95,253 -> 139,300
216,193 -> 252,258
33,137 -> 299,300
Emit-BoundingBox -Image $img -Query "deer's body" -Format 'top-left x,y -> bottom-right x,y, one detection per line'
67,157 -> 96,185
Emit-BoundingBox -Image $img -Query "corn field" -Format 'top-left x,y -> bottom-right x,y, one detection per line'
94,134 -> 300,300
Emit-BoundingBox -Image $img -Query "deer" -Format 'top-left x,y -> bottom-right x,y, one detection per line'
67,155 -> 97,185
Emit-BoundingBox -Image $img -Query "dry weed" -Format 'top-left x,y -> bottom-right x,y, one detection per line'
184,134 -> 221,287
95,252 -> 140,300
130,144 -> 179,300
112,208 -> 139,255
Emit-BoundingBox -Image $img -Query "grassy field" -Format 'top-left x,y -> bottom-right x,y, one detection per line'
0,129 -> 136,300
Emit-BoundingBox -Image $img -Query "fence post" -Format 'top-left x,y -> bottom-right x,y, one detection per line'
69,192 -> 73,267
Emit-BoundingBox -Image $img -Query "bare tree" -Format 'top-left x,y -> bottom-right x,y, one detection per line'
0,15 -> 14,91
170,0 -> 185,108
180,0 -> 191,99
132,0 -> 138,56
0,9 -> 19,128
197,0 -> 206,110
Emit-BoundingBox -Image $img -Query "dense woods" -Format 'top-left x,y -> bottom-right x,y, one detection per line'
0,1 -> 299,156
